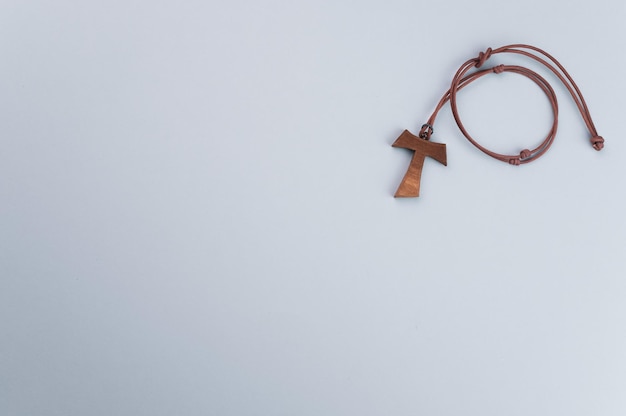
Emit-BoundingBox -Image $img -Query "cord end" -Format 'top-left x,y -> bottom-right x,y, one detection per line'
591,136 -> 604,151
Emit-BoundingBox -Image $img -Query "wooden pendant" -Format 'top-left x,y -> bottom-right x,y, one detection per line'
392,130 -> 447,197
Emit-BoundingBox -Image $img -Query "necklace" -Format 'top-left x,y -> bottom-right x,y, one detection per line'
393,44 -> 604,198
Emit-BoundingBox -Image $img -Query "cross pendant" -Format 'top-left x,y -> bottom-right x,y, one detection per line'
392,130 -> 447,197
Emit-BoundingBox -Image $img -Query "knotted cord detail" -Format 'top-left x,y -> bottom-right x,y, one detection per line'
591,136 -> 604,151
492,64 -> 505,74
475,48 -> 492,68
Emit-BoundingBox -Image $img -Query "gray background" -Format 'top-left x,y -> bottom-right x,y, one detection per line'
1,0 -> 625,415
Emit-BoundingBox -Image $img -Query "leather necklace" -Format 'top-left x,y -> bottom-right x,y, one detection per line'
392,44 -> 604,197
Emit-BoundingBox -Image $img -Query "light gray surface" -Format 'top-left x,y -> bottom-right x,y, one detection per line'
1,1 -> 625,415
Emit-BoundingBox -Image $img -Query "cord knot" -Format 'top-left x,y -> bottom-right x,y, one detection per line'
520,149 -> 532,159
508,157 -> 521,166
493,64 -> 505,74
591,136 -> 604,151
475,47 -> 493,68
418,123 -> 434,140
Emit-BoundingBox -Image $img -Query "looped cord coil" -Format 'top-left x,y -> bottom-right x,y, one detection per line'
422,44 -> 604,164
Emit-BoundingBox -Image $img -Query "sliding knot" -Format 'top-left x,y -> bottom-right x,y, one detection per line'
591,136 -> 604,151
475,47 -> 492,68
508,157 -> 521,166
493,64 -> 505,74
520,149 -> 532,159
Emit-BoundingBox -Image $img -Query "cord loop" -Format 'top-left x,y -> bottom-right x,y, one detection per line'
422,44 -> 603,165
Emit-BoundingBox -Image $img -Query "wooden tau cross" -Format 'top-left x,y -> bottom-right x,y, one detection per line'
392,130 -> 447,197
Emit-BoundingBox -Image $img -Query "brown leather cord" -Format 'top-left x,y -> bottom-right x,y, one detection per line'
418,44 -> 604,165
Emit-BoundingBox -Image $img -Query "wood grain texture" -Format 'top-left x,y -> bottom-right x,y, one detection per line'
392,130 -> 447,197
